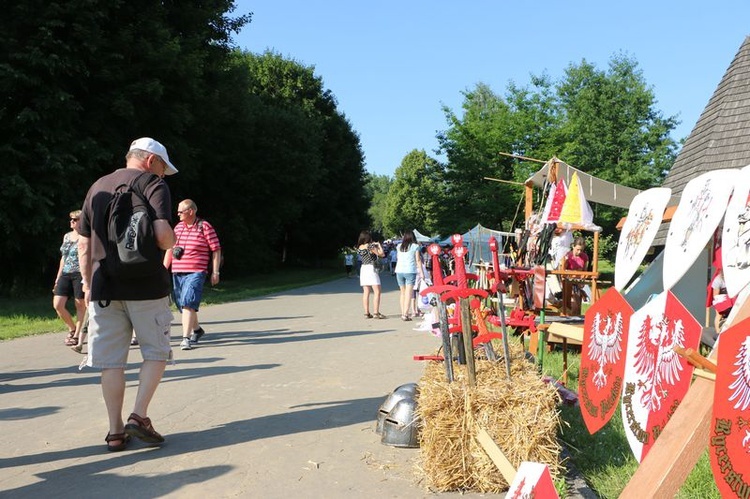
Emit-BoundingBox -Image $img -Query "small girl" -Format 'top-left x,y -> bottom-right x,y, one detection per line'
561,237 -> 589,315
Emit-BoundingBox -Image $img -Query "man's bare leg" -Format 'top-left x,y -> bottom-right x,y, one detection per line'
131,360 -> 166,418
101,368 -> 126,438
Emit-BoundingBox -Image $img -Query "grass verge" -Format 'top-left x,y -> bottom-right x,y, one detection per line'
0,267 -> 341,342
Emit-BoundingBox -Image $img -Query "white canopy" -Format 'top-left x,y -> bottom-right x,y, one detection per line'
413,229 -> 437,243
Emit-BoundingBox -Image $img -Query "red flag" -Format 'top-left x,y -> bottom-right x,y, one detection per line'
580,288 -> 633,434
710,316 -> 750,498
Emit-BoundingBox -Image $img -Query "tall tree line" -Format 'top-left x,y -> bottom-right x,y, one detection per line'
0,1 -> 369,294
381,55 -> 680,248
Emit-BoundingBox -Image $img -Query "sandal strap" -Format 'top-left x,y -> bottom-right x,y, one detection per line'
105,432 -> 127,442
127,412 -> 151,428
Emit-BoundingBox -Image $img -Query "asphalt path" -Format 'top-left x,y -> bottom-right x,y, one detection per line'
0,274 -> 507,498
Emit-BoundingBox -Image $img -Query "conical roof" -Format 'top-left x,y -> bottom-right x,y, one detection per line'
654,35 -> 750,245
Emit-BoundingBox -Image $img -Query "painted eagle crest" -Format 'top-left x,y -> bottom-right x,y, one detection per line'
729,336 -> 750,411
633,314 -> 685,411
588,310 -> 623,389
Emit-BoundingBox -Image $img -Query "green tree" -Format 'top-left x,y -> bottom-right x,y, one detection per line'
437,84 -> 525,234
436,55 -> 679,241
0,0 -> 250,292
365,173 -> 392,235
383,149 -> 445,236
551,55 -> 679,233
234,50 -> 368,265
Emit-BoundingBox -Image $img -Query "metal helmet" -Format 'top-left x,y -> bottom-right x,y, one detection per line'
375,383 -> 419,434
381,397 -> 420,448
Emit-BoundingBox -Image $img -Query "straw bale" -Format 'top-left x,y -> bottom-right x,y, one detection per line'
416,341 -> 562,493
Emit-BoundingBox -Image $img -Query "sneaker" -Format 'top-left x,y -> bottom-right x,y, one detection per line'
190,327 -> 205,344
180,338 -> 192,350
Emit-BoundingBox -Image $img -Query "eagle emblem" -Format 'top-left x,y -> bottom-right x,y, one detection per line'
729,336 -> 750,411
633,314 -> 685,411
588,310 -> 624,389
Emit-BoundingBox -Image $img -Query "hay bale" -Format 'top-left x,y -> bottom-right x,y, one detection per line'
416,341 -> 562,493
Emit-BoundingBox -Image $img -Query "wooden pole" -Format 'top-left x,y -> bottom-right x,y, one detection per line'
524,184 -> 533,221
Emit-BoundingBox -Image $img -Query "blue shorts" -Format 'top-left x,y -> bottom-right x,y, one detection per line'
396,272 -> 417,287
173,272 -> 205,311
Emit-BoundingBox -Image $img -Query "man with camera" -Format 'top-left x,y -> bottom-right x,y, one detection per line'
164,199 -> 222,350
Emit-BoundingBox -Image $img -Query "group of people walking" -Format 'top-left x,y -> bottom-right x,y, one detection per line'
356,229 -> 426,322
52,137 -> 221,452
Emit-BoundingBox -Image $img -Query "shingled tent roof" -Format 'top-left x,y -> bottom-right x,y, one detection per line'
654,35 -> 750,245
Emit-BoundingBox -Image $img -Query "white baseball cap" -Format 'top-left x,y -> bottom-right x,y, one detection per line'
129,137 -> 178,175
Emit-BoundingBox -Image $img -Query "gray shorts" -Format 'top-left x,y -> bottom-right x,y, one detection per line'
86,297 -> 174,369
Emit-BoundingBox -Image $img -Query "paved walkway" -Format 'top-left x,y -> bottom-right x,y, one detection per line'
1,275 -> 503,498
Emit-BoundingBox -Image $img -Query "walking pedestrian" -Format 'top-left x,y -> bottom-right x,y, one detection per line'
164,199 -> 222,350
53,210 -> 87,348
344,252 -> 354,277
77,137 -> 178,451
395,230 -> 423,321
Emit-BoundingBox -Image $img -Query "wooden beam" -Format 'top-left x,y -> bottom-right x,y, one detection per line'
525,184 -> 533,221
546,323 -> 584,343
475,426 -> 517,484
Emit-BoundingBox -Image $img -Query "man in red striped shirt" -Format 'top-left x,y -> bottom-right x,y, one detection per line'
164,199 -> 222,350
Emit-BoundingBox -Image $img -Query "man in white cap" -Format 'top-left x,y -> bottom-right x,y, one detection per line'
77,137 -> 177,452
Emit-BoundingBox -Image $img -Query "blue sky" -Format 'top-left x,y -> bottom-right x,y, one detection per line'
233,1 -> 750,177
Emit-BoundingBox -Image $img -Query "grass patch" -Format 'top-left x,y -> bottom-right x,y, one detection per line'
0,267 -> 341,342
540,348 -> 720,498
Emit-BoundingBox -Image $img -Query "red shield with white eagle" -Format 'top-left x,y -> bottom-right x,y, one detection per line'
620,290 -> 701,462
710,316 -> 750,498
580,288 -> 633,434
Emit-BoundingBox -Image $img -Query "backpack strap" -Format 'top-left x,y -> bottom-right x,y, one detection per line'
129,172 -> 157,200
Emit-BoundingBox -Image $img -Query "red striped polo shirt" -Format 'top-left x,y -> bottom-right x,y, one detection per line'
172,219 -> 221,273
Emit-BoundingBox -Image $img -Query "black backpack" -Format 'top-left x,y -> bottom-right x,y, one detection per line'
102,172 -> 163,280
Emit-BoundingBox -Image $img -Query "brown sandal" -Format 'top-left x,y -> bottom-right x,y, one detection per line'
105,432 -> 131,452
64,331 -> 78,346
124,412 -> 165,444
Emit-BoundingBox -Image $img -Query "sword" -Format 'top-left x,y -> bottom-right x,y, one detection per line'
489,237 -> 512,380
421,243 -> 455,382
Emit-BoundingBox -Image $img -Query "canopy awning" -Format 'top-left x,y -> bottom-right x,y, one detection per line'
525,157 -> 642,209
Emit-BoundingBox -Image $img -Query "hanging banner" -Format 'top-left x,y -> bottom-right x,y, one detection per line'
620,290 -> 702,462
542,179 -> 567,224
709,315 -> 750,498
580,288 -> 633,434
558,172 -> 594,226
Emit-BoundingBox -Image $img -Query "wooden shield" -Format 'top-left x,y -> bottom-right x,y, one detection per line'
722,164 -> 750,298
615,187 -> 672,291
620,290 -> 702,462
580,288 -> 633,434
663,169 -> 736,291
710,316 -> 750,498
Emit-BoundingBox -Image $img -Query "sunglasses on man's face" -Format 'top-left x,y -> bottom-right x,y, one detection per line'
70,218 -> 79,222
